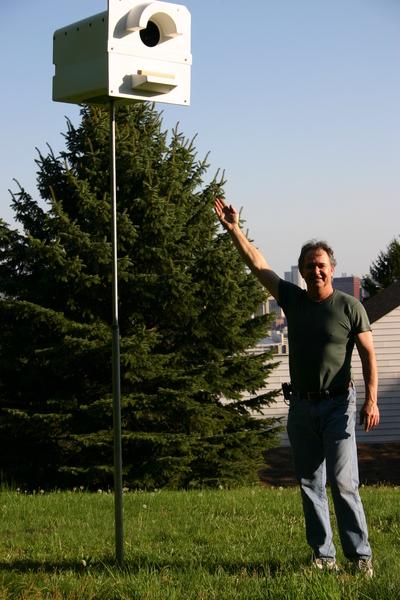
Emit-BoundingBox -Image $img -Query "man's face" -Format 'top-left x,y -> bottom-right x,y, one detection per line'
301,249 -> 334,295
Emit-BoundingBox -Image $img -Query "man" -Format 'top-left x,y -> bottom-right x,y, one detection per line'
214,198 -> 379,576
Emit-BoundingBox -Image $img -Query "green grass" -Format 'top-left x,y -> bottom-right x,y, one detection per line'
0,484 -> 399,598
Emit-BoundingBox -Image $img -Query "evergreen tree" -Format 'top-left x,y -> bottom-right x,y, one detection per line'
363,236 -> 400,297
0,104 -> 282,490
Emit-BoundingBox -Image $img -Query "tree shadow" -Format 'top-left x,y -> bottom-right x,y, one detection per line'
0,556 -> 306,578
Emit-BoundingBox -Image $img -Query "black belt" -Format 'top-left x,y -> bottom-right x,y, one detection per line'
291,382 -> 352,401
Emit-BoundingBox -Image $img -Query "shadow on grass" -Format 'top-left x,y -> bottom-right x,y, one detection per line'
0,556 -> 307,578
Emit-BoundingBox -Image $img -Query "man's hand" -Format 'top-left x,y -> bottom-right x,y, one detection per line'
359,400 -> 380,432
214,198 -> 239,231
213,197 -> 281,300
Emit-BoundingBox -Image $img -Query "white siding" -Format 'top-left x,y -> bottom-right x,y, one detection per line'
247,305 -> 400,446
243,349 -> 291,446
246,348 -> 290,444
352,305 -> 400,443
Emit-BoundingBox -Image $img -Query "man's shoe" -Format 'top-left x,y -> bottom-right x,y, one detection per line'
354,557 -> 373,578
313,557 -> 339,572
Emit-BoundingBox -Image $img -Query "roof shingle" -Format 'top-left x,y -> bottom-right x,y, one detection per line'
363,280 -> 400,324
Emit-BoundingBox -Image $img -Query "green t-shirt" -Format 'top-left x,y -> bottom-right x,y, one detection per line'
278,279 -> 371,392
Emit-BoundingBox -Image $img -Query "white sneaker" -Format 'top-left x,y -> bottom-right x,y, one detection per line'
354,558 -> 373,578
313,557 -> 339,572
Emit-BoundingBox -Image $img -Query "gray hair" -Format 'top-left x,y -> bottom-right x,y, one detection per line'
298,240 -> 337,273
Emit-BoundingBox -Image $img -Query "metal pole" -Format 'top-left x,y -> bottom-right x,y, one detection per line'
110,99 -> 124,568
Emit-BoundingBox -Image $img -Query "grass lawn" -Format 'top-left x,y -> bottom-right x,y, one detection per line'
0,483 -> 399,599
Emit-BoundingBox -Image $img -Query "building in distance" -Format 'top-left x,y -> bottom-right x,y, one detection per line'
284,266 -> 307,290
333,275 -> 363,300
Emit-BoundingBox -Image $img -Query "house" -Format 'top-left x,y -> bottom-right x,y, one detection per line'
248,280 -> 400,446
354,280 -> 400,443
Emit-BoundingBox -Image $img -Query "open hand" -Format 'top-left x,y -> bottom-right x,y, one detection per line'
214,198 -> 239,231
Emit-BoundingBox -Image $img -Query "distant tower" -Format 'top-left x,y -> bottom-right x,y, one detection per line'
333,275 -> 361,300
285,266 -> 307,290
267,298 -> 282,318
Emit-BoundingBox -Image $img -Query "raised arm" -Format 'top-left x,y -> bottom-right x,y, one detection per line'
355,330 -> 379,432
214,198 -> 280,301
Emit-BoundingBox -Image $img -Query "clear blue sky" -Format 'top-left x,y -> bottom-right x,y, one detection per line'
1,0 -> 399,279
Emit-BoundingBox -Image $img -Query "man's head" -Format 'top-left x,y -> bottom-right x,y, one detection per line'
298,240 -> 337,273
298,240 -> 336,300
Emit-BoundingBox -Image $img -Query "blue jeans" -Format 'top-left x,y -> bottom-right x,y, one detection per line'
287,386 -> 371,560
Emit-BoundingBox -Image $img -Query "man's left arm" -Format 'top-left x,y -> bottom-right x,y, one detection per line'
355,331 -> 380,432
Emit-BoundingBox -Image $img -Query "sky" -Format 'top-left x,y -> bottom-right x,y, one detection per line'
1,0 -> 399,279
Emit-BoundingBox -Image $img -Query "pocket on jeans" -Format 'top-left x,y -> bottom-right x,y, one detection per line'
332,388 -> 356,407
289,394 -> 300,410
